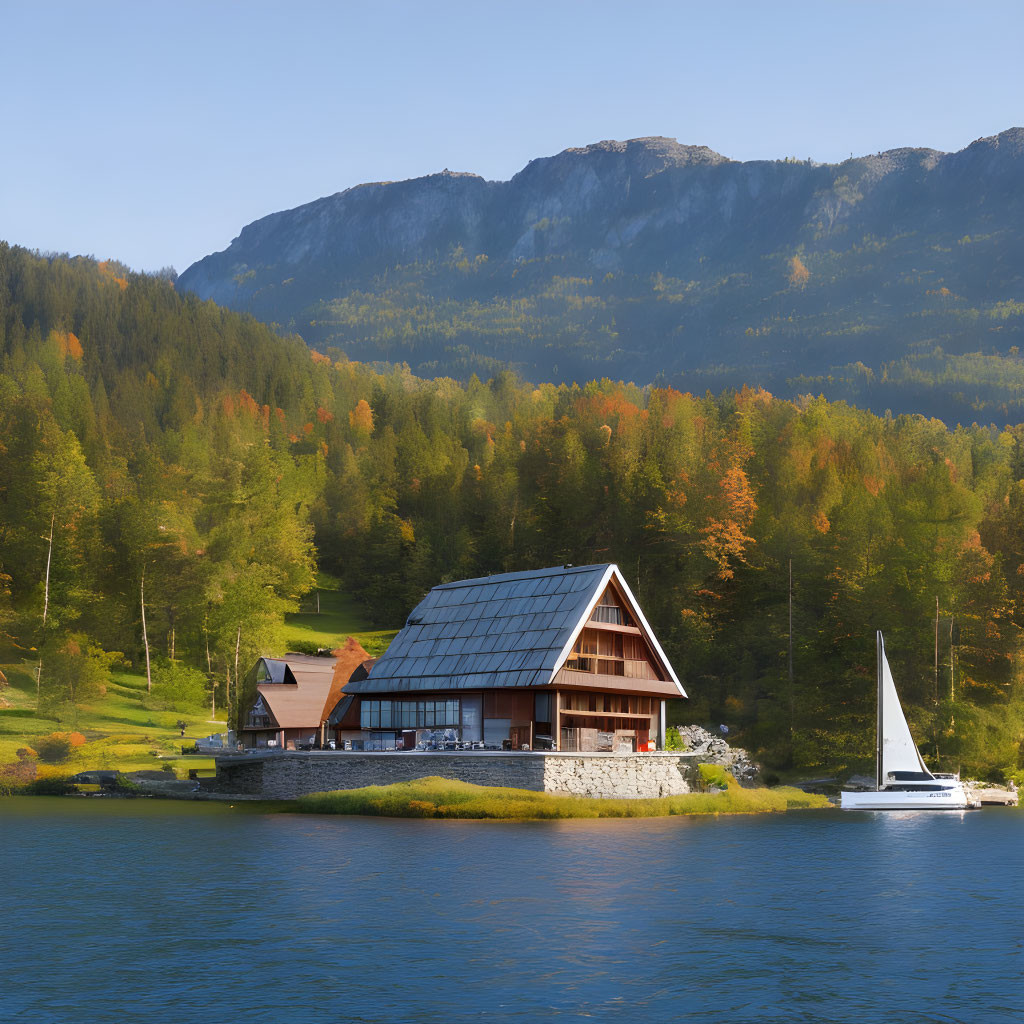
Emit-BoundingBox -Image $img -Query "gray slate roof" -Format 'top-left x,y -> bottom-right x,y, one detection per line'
346,564 -> 613,693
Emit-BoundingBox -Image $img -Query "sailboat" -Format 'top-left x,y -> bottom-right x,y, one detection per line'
841,632 -> 976,810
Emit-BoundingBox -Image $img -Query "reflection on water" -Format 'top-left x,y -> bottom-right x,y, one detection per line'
1,800 -> 1021,1023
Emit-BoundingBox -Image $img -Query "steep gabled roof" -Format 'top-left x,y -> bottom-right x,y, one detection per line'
251,653 -> 344,730
346,563 -> 684,696
320,637 -> 371,719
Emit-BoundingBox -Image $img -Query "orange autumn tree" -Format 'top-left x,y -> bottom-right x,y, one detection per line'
349,398 -> 374,436
53,330 -> 84,360
788,254 -> 810,289
701,464 -> 757,580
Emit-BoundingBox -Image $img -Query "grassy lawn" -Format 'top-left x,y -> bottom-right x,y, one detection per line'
297,774 -> 833,819
0,662 -> 220,779
283,572 -> 397,657
1,576 -> 394,784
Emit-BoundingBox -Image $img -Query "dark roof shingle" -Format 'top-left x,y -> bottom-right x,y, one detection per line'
346,564 -> 612,693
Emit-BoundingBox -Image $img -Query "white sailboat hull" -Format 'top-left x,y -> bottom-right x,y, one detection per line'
841,783 -> 973,810
841,633 -> 979,811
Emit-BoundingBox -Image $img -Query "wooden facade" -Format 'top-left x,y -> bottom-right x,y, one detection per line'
339,564 -> 685,753
240,639 -> 371,750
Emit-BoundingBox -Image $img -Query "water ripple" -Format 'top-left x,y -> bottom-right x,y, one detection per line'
1,801 -> 1021,1023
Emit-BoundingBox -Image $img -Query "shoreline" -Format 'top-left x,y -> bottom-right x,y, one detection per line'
5,770 -> 832,819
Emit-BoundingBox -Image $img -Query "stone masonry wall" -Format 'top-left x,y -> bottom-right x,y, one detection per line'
214,751 -> 699,800
542,754 -> 694,799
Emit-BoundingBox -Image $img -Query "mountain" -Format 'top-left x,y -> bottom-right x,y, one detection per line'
178,131 -> 1024,416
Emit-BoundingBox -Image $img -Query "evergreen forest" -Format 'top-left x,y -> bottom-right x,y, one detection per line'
3,243 -> 1024,780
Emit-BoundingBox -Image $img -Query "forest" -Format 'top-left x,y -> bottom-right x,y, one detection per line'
207,241 -> 1024,425
2,243 -> 1023,780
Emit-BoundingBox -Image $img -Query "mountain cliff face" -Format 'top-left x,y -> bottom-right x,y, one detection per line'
178,130 -> 1024,399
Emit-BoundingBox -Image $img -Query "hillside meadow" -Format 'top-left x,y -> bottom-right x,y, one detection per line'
0,577 -> 392,786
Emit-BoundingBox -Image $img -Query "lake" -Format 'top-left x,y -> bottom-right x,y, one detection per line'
1,799 -> 1021,1023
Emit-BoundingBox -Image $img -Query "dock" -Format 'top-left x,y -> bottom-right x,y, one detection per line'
967,786 -> 1019,807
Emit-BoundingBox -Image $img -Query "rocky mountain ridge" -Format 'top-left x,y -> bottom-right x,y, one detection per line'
177,129 -> 1024,404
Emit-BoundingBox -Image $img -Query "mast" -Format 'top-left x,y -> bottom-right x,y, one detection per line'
876,630 -> 883,791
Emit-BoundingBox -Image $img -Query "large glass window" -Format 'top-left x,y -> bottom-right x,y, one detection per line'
535,692 -> 552,723
365,732 -> 398,751
360,698 -> 460,730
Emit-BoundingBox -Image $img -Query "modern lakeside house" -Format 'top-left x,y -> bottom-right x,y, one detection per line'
327,563 -> 686,752
239,563 -> 685,753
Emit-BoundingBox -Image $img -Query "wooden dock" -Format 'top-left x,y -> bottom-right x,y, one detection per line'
967,786 -> 1019,807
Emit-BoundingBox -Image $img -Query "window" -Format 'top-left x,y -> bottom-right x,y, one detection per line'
590,588 -> 632,625
591,604 -> 623,625
534,693 -> 552,732
565,656 -> 595,672
360,698 -> 460,730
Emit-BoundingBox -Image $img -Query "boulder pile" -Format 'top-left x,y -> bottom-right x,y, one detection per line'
672,725 -> 760,784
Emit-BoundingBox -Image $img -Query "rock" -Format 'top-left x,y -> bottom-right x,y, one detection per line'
844,774 -> 876,791
175,130 -> 1024,393
671,725 -> 761,784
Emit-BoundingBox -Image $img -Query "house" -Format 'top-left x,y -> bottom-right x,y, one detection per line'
337,563 -> 685,752
240,637 -> 371,749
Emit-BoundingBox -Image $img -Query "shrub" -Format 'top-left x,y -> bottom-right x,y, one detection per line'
35,733 -> 73,764
16,746 -> 37,761
110,774 -> 141,795
38,635 -> 121,717
68,732 -> 87,747
697,763 -> 736,790
0,758 -> 37,794
664,727 -> 685,751
148,660 -> 208,712
27,776 -> 75,796
283,639 -> 322,656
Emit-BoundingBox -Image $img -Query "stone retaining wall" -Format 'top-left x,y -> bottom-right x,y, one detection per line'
213,751 -> 701,800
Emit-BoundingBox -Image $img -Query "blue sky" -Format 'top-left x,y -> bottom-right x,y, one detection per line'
2,0 -> 1021,273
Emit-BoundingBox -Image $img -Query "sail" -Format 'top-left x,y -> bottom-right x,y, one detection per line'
879,636 -> 932,780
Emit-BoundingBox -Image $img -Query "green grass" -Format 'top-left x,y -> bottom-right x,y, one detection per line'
1,576 -> 395,786
296,774 -> 833,820
0,663 -> 221,779
283,572 -> 397,657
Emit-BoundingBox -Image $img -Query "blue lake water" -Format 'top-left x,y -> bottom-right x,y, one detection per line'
1,799 -> 1021,1023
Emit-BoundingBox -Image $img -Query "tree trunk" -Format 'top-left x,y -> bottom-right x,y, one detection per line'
37,512 -> 55,701
206,637 -> 214,723
234,624 -> 241,692
42,512 -> 54,630
234,624 -> 241,729
204,612 -> 212,673
141,568 -> 152,693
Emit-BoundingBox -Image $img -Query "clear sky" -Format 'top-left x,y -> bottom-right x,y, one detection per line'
2,0 -> 1021,274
